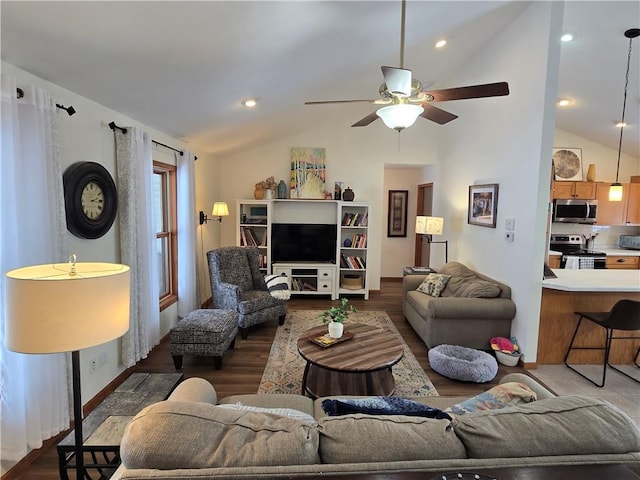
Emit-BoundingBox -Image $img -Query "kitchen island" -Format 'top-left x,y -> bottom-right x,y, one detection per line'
537,269 -> 640,364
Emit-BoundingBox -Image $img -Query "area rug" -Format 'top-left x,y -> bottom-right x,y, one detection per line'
258,310 -> 438,397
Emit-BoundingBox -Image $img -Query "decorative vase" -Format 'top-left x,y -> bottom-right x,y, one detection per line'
342,187 -> 355,202
277,180 -> 287,199
254,185 -> 264,200
265,188 -> 274,200
586,163 -> 596,182
328,321 -> 344,339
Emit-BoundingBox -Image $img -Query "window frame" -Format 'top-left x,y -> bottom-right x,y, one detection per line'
153,161 -> 178,311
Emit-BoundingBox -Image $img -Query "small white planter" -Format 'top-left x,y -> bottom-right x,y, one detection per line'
328,321 -> 344,339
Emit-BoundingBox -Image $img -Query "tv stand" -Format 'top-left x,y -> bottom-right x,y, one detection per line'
272,263 -> 337,300
236,199 -> 369,299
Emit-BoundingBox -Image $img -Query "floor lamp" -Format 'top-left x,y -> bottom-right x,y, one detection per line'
415,215 -> 449,264
5,258 -> 130,480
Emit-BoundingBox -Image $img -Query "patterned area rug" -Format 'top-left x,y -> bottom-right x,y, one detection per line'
258,310 -> 438,397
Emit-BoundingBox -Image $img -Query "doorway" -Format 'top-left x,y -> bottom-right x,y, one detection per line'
414,183 -> 433,266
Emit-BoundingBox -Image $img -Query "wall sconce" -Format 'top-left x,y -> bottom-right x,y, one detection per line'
199,202 -> 229,225
415,215 -> 448,263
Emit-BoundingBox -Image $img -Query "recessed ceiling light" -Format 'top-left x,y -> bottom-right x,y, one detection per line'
242,99 -> 257,108
435,39 -> 447,48
561,33 -> 573,42
557,98 -> 573,107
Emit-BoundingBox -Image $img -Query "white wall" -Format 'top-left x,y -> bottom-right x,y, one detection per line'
381,166 -> 424,277
429,2 -> 564,363
207,122 -> 443,292
2,61 -> 207,403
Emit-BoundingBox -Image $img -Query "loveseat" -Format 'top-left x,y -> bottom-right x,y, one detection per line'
111,373 -> 640,479
403,261 -> 516,350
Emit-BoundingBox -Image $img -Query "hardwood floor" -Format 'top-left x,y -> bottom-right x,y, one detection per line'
3,279 -> 527,480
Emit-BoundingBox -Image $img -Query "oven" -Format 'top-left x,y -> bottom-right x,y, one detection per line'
549,234 -> 607,269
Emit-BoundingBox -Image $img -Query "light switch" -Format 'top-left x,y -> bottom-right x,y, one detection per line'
505,218 -> 516,231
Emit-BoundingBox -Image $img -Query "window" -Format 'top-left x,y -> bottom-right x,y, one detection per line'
153,161 -> 177,310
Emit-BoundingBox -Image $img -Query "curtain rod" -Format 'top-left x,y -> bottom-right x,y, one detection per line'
16,88 -> 76,116
108,121 -> 197,160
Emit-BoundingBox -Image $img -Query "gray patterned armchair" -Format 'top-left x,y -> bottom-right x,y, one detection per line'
207,246 -> 287,339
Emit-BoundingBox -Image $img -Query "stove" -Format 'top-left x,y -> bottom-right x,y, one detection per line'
549,234 -> 607,269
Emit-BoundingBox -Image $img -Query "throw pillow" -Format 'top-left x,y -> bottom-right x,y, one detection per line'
264,273 -> 290,300
416,273 -> 452,297
217,403 -> 316,425
456,280 -> 502,298
321,397 -> 451,420
445,382 -> 537,416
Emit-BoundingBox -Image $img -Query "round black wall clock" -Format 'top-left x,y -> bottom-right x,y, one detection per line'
63,162 -> 118,239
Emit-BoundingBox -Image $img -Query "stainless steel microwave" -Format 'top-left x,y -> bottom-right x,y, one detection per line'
553,199 -> 598,224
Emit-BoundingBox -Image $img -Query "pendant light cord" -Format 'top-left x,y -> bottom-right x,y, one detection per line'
615,35 -> 633,183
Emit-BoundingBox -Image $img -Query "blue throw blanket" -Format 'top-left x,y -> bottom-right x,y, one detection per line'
321,397 -> 451,420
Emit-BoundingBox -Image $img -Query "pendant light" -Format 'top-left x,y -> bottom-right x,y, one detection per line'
609,28 -> 639,202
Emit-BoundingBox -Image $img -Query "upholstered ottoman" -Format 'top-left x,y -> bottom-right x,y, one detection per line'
170,309 -> 238,370
428,344 -> 498,383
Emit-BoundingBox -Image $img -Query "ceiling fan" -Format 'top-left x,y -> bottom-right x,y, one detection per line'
305,0 -> 510,131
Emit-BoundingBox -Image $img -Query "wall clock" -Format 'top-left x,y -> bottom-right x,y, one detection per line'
63,162 -> 118,239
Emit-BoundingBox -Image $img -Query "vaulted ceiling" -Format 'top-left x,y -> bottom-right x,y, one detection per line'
2,1 -> 638,159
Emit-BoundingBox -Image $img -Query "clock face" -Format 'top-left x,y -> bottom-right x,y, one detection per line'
63,162 -> 118,239
81,181 -> 104,220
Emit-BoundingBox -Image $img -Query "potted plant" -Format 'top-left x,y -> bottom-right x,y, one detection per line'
320,297 -> 356,339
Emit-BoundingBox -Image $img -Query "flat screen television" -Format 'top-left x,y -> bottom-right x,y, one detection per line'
271,223 -> 337,264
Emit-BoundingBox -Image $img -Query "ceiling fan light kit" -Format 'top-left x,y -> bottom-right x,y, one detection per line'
304,0 -> 509,131
608,27 -> 639,202
376,104 -> 424,131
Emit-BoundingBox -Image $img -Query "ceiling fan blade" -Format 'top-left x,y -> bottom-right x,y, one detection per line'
420,104 -> 458,125
305,99 -> 377,105
351,111 -> 380,127
425,82 -> 509,102
381,66 -> 412,96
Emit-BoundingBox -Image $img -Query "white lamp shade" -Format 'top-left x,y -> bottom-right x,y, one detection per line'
376,104 -> 424,130
416,216 -> 444,235
608,183 -> 623,202
212,202 -> 229,217
5,262 -> 130,354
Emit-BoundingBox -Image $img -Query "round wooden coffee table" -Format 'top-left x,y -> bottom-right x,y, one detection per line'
297,323 -> 404,398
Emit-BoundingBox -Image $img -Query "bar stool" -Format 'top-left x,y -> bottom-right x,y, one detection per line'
564,299 -> 640,387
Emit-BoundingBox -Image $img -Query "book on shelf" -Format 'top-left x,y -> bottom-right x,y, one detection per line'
341,211 -> 368,227
341,254 -> 366,270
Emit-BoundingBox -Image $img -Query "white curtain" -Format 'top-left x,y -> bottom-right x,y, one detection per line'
114,127 -> 160,368
0,75 -> 70,461
176,150 -> 198,317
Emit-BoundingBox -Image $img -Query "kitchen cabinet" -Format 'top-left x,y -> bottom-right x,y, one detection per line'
552,181 -> 596,200
595,183 -> 627,225
626,183 -> 640,225
606,255 -> 640,270
594,182 -> 640,226
547,256 -> 561,269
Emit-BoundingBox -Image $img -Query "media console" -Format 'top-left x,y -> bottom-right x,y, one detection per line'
272,263 -> 337,300
236,199 -> 369,299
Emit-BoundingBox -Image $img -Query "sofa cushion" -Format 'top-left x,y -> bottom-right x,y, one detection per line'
416,273 -> 452,297
445,382 -> 537,416
452,396 -> 640,458
438,262 -> 480,297
318,414 -> 466,463
121,401 -> 320,469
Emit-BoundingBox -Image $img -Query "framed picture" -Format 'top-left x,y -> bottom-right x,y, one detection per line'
552,148 -> 583,181
290,147 -> 326,199
387,190 -> 408,237
468,183 -> 499,228
334,181 -> 343,200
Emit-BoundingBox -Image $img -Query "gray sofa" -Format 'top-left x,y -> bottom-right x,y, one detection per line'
403,261 -> 516,350
111,374 -> 640,479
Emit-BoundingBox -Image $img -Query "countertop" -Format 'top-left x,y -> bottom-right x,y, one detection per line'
548,248 -> 640,257
542,269 -> 640,292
